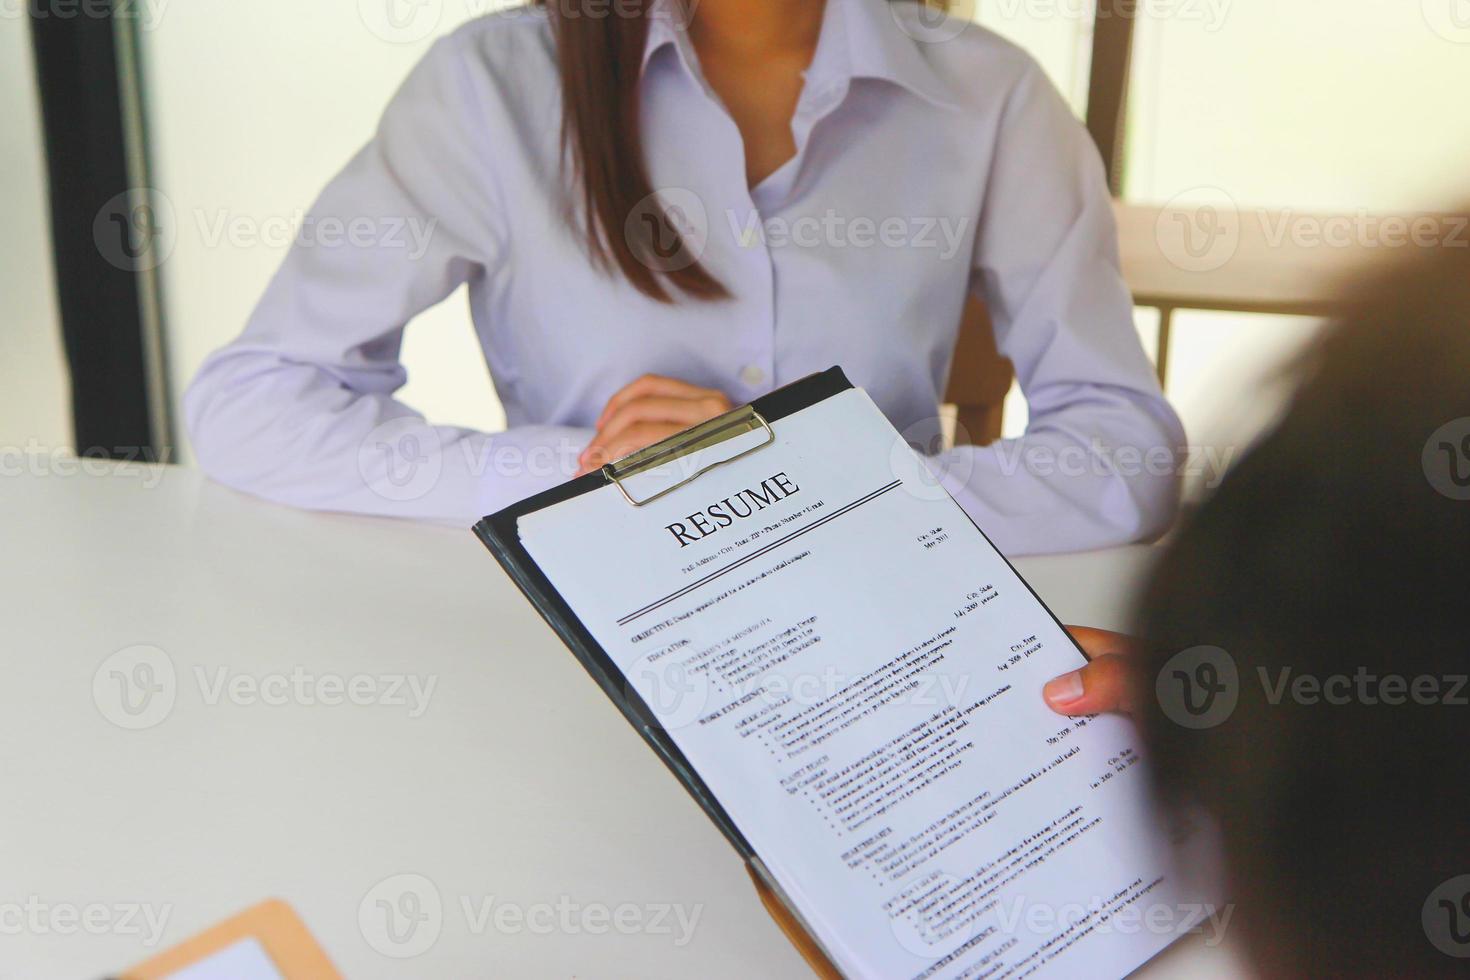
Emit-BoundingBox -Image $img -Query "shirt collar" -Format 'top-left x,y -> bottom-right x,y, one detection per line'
642,0 -> 961,111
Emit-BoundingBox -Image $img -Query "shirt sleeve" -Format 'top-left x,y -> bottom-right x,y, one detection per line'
183,33 -> 591,524
932,61 -> 1186,555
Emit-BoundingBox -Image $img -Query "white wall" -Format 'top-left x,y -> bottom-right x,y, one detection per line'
1128,0 -> 1470,211
974,1 -> 1093,112
0,19 -> 69,454
139,1 -> 515,462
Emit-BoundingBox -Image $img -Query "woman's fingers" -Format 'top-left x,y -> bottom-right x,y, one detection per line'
1042,653 -> 1135,716
596,375 -> 728,430
577,422 -> 683,476
595,393 -> 730,449
582,375 -> 733,472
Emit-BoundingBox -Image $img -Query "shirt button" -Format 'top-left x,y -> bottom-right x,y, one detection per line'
739,364 -> 766,387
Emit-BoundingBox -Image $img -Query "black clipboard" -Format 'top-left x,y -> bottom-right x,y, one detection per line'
472,366 -> 853,862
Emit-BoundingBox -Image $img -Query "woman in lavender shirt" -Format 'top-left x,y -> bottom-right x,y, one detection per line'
186,0 -> 1184,555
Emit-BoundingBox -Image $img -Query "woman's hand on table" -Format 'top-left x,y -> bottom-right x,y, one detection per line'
577,375 -> 733,477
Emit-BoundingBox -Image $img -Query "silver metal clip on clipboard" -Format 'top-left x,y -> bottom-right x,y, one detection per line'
601,404 -> 776,508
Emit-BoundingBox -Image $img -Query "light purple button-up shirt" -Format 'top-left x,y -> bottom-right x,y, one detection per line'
185,0 -> 1184,555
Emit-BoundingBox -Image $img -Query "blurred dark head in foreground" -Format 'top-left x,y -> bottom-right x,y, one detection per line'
1135,236 -> 1470,977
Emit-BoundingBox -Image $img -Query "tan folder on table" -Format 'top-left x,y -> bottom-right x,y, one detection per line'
121,898 -> 340,980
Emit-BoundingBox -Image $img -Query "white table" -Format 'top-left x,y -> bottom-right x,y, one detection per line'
0,466 -> 1249,978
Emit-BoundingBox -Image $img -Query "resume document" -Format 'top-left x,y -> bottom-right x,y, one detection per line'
517,388 -> 1210,979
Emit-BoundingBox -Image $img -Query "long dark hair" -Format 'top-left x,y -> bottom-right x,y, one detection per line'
542,0 -> 944,303
543,0 -> 725,302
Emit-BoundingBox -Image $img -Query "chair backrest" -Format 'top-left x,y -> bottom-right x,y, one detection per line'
940,201 -> 1465,446
943,295 -> 1013,447
1111,200 -> 1435,316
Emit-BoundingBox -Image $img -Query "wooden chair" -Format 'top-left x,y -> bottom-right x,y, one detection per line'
943,296 -> 1013,447
1111,200 -> 1470,383
941,202 -> 1468,443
